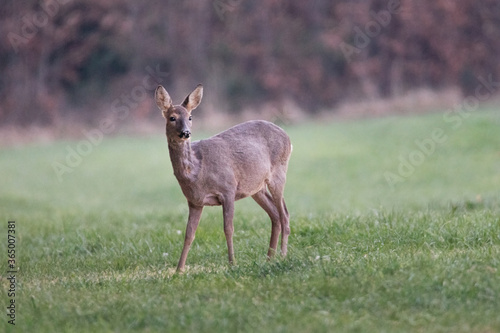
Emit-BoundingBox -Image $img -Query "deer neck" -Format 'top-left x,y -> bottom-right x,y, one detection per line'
168,140 -> 199,182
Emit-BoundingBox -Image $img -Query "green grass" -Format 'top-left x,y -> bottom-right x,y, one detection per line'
1,108 -> 500,332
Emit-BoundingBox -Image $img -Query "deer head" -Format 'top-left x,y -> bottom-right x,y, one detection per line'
155,84 -> 203,143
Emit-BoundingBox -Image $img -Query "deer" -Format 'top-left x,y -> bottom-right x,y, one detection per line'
155,84 -> 292,272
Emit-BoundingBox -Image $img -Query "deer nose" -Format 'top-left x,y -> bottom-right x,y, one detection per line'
180,130 -> 191,139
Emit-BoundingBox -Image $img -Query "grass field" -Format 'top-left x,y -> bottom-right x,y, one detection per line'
1,108 -> 500,332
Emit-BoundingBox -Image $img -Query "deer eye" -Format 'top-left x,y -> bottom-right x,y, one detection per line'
169,116 -> 176,122
189,116 -> 192,121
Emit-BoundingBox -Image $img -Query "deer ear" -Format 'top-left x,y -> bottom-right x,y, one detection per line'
181,84 -> 203,112
155,86 -> 172,116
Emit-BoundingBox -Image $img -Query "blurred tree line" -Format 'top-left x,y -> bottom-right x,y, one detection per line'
1,0 -> 499,126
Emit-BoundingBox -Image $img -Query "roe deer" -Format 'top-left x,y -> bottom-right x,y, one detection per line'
155,84 -> 292,272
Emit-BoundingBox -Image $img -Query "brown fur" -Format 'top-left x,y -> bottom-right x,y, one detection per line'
155,84 -> 292,272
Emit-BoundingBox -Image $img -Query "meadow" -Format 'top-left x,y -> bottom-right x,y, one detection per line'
1,108 -> 499,332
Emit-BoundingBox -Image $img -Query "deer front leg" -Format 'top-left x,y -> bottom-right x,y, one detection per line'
222,199 -> 236,265
177,204 -> 203,272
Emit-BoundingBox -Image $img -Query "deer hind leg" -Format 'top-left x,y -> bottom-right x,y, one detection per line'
267,172 -> 290,257
252,188 -> 281,258
278,196 -> 290,256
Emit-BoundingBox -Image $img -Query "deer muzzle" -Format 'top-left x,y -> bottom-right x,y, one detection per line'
179,130 -> 191,139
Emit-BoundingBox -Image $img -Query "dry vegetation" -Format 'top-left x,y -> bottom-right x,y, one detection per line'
2,0 -> 500,129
